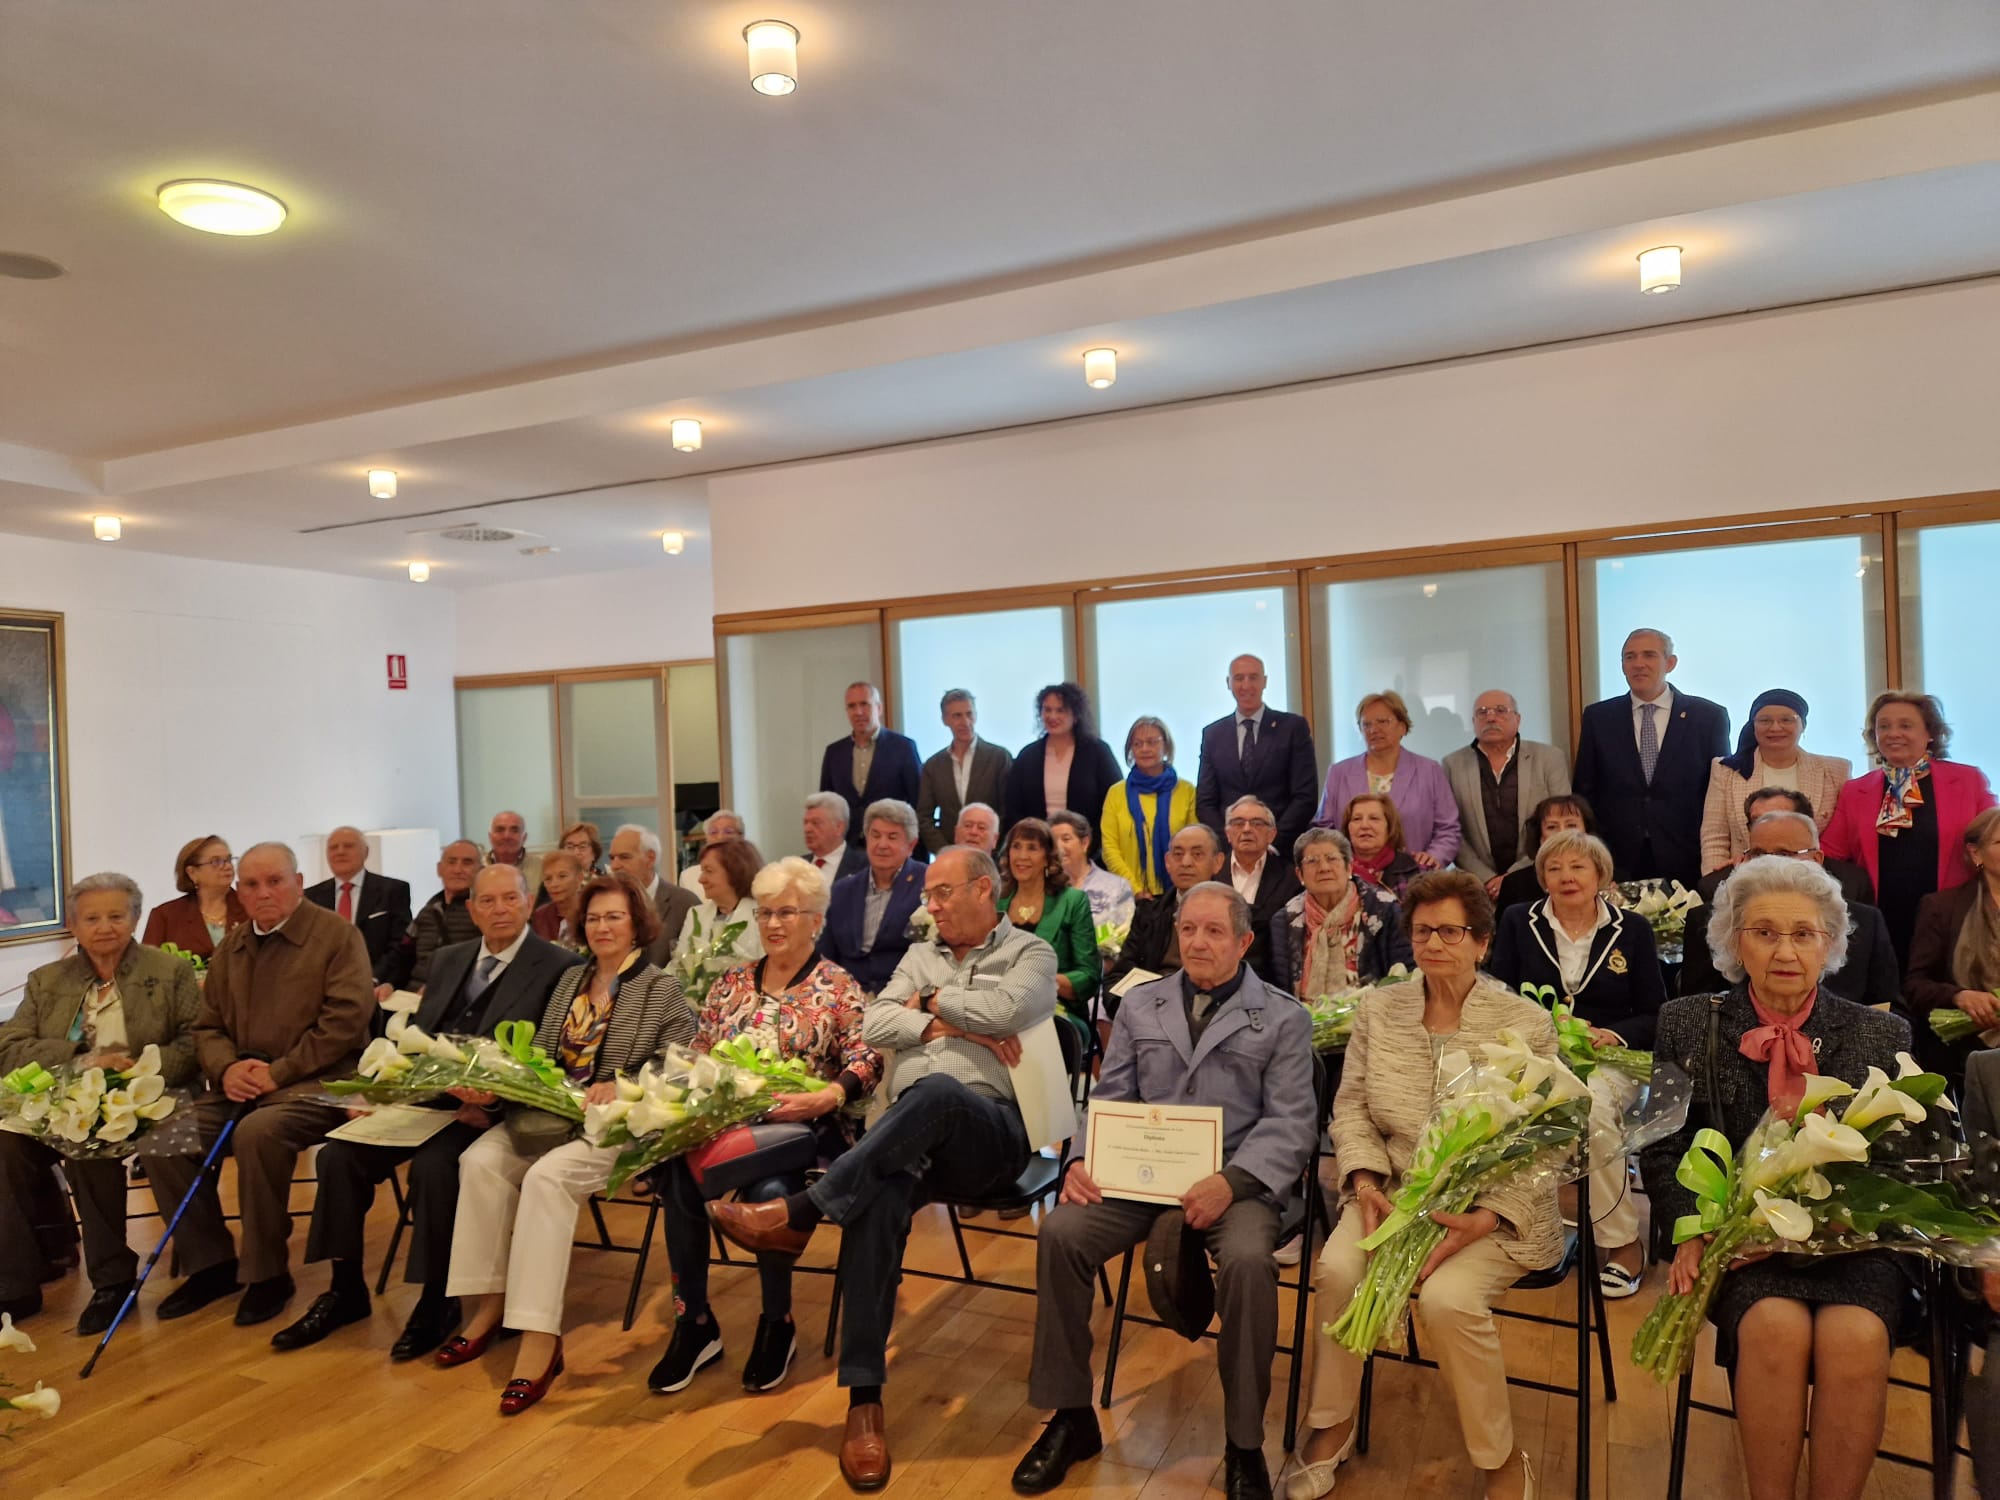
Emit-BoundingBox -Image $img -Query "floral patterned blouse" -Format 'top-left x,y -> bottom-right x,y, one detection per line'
694,956 -> 883,1141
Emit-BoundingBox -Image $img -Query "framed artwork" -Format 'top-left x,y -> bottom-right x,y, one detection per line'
0,609 -> 70,946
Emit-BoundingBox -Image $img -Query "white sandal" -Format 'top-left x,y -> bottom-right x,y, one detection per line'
1283,1423 -> 1357,1500
1597,1261 -> 1643,1299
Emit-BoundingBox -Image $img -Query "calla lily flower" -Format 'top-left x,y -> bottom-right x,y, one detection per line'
395,1024 -> 436,1056
6,1381 -> 60,1418
426,1035 -> 469,1064
385,1011 -> 410,1042
128,1044 -> 164,1079
690,1055 -> 722,1093
1791,1110 -> 1870,1169
358,1037 -> 408,1079
1751,1189 -> 1816,1242
0,1311 -> 34,1353
125,1074 -> 166,1107
1793,1073 -> 1856,1122
583,1098 -> 632,1138
1794,1167 -> 1832,1201
1843,1067 -> 1930,1130
617,1075 -> 647,1103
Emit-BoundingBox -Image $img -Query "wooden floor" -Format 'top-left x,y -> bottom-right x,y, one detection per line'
0,1162 -> 1973,1500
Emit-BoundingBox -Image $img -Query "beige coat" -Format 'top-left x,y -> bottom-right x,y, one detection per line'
1330,973 -> 1563,1271
194,897 -> 376,1091
1699,749 -> 1851,872
1,942 -> 204,1085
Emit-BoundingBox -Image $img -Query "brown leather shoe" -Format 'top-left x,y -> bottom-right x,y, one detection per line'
840,1402 -> 891,1491
711,1199 -> 814,1257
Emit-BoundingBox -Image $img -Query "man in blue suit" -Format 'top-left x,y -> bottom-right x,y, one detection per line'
1196,655 -> 1321,864
819,683 -> 923,854
822,799 -> 927,994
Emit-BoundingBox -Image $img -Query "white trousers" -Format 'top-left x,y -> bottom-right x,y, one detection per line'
445,1127 -> 619,1336
1586,1067 -> 1641,1251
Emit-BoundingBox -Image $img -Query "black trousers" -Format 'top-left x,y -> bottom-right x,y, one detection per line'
655,1156 -> 802,1321
0,1134 -> 130,1298
302,1121 -> 487,1287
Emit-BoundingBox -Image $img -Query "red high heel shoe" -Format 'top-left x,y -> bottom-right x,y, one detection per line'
499,1338 -> 564,1416
435,1323 -> 514,1367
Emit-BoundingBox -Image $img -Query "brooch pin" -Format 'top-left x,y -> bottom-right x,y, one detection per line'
1607,950 -> 1630,975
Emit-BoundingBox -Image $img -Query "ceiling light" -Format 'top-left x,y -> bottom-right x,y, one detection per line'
93,515 -> 121,542
407,561 -> 430,583
1638,245 -> 1682,295
670,418 -> 703,453
1422,583 -> 1438,599
1083,348 -> 1117,389
744,20 -> 799,95
368,468 -> 398,500
661,531 -> 686,556
156,179 -> 288,236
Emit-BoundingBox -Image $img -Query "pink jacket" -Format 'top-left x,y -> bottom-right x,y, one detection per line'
1820,760 -> 1997,895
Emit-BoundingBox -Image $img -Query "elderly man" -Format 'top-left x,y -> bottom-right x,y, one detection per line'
1443,691 -> 1572,898
803,791 -> 855,885
306,825 -> 413,968
824,799 -> 928,994
1197,654 -> 1322,860
1696,788 -> 1872,905
953,801 -> 1000,854
1573,628 -> 1730,886
679,809 -> 746,893
1014,882 -> 1315,1499
917,689 -> 1014,855
273,864 -> 581,1359
1679,810 -> 1900,1006
146,843 -> 376,1327
373,838 -> 481,997
484,809 -> 544,896
1106,824 -> 1228,998
1224,796 -> 1301,985
819,682 -> 923,852
713,845 -> 1058,1490
607,823 -> 697,966
0,872 -> 204,1330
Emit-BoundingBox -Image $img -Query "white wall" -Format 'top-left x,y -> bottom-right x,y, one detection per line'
709,281 -> 2000,614
0,533 -> 458,1004
453,558 -> 715,677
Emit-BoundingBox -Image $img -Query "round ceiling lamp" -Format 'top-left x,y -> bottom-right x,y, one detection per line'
157,179 -> 289,236
1638,245 -> 1682,295
368,468 -> 398,499
745,20 -> 799,95
670,419 -> 703,453
1083,348 -> 1117,389
661,531 -> 686,555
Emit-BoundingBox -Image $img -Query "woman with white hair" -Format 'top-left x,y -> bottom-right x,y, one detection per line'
645,856 -> 882,1398
1639,856 -> 1912,1500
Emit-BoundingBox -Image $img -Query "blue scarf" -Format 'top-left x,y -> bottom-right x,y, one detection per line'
1124,767 -> 1178,888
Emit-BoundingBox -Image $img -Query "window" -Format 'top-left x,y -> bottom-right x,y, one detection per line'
1899,514 -> 2000,771
891,604 -> 1074,762
456,684 -> 558,845
1313,555 -> 1567,764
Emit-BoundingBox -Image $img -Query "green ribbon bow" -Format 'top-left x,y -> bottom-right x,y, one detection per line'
492,1019 -> 569,1089
1672,1127 -> 1735,1244
3,1062 -> 58,1095
1520,983 -> 1597,1079
710,1036 -> 822,1092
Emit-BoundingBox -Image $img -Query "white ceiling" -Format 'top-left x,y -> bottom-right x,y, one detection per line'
2,1 -> 1998,586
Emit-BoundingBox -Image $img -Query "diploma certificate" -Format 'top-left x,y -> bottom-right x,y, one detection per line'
1083,1100 -> 1224,1205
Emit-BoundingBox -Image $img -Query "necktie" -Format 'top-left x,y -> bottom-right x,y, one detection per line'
1639,702 -> 1660,784
1240,716 -> 1258,764
466,954 -> 501,1003
1191,991 -> 1214,1023
337,881 -> 354,920
813,855 -> 826,870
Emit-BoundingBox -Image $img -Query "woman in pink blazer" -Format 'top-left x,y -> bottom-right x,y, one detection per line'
1699,689 -> 1852,872
1821,691 -> 1995,964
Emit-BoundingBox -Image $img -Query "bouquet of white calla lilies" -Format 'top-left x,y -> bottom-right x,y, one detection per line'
325,1019 -> 584,1121
1,1044 -> 182,1158
672,911 -> 751,1010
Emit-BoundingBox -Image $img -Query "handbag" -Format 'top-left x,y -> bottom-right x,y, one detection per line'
504,1107 -> 581,1156
683,1120 -> 818,1200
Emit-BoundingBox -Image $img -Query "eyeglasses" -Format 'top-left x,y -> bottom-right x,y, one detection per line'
924,881 -> 973,908
1299,855 -> 1348,872
1472,706 -> 1517,720
754,906 -> 810,925
1410,923 -> 1474,946
1737,925 -> 1830,949
1225,817 -> 1275,830
191,856 -> 235,869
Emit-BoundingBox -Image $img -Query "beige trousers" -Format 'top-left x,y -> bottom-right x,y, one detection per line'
445,1127 -> 618,1336
1307,1201 -> 1525,1470
1587,1067 -> 1641,1250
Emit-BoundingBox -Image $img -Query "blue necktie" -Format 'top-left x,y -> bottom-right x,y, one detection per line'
466,953 -> 500,1002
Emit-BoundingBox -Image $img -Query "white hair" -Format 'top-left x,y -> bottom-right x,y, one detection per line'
614,823 -> 662,860
865,798 -> 919,842
805,791 -> 850,828
239,841 -> 299,874
1623,627 -> 1675,657
1706,856 -> 1851,983
955,801 -> 998,826
71,871 -> 143,923
1182,880 -> 1253,938
1749,810 -> 1820,849
704,809 -> 744,836
752,855 -> 831,914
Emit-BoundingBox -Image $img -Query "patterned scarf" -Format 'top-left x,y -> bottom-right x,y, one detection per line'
1876,758 -> 1931,837
1302,880 -> 1363,997
1740,986 -> 1818,1118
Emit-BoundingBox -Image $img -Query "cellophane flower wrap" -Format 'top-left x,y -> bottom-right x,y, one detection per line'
1631,1053 -> 2000,1382
1930,1007 -> 2000,1048
1326,1030 -> 1593,1355
1,1311 -> 58,1427
584,1038 -> 826,1194
1094,919 -> 1130,963
1306,966 -> 1412,1053
1516,982 -> 1653,1082
0,1044 -> 188,1159
1614,879 -> 1702,962
323,1016 -> 584,1121
672,911 -> 751,1010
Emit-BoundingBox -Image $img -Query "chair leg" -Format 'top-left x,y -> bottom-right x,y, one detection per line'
1666,1368 -> 1693,1500
1283,1166 -> 1322,1454
1097,1265 -> 1113,1308
1574,1209 -> 1592,1500
947,1205 -> 976,1282
1928,1268 -> 1955,1500
587,1194 -> 613,1250
624,1201 -> 660,1333
823,1265 -> 842,1359
1099,1249 -> 1136,1409
375,1185 -> 411,1298
1356,1355 -> 1374,1455
713,1220 -> 735,1263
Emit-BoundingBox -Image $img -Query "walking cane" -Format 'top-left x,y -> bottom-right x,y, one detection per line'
79,1058 -> 267,1378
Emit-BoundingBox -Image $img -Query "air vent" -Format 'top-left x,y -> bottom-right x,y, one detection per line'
437,525 -> 521,543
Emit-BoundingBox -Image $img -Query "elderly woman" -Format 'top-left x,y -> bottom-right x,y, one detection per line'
1700,690 -> 1852,874
1269,827 -> 1411,999
677,836 -> 766,966
530,848 -> 587,950
646,856 -> 881,1397
1486,830 -> 1665,1298
1341,793 -> 1422,902
442,872 -> 694,1414
1902,805 -> 2000,1080
1641,858 -> 1912,1500
140,834 -> 246,959
1493,794 -> 1599,917
559,821 -> 605,875
1312,691 -> 1461,869
1100,715 -> 1197,898
1823,691 -> 1996,966
997,817 -> 1099,1027
1049,810 -> 1135,937
1292,871 -> 1555,1500
0,872 -> 205,1331
1003,683 -> 1125,859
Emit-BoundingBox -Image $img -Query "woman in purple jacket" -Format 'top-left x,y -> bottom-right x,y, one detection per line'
1312,690 -> 1461,869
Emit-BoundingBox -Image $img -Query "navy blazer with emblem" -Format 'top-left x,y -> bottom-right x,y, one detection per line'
1485,896 -> 1668,1047
822,859 -> 928,995
819,729 -> 924,851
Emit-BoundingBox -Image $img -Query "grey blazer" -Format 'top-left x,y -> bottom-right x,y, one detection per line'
1,943 -> 204,1086
916,738 -> 1014,854
642,877 -> 700,970
530,961 -> 696,1084
1442,738 -> 1573,882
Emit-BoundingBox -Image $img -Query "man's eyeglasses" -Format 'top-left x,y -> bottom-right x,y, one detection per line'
1472,706 -> 1517,720
1410,923 -> 1474,946
924,882 -> 969,908
1225,817 -> 1275,831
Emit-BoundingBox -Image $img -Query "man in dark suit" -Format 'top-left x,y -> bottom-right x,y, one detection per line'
1572,628 -> 1730,888
1105,824 -> 1228,1000
607,824 -> 698,967
306,825 -> 413,969
1695,788 -> 1872,906
1196,654 -> 1321,861
272,864 -> 582,1361
823,800 -> 927,994
1222,796 -> 1302,985
820,683 -> 923,854
1679,811 -> 1900,1006
916,689 -> 1013,856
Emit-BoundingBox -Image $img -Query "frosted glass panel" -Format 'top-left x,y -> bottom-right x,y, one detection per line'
1901,519 -> 2000,770
1086,586 -> 1297,769
726,623 -> 883,852
566,679 -> 659,799
456,685 -> 557,846
894,607 -> 1072,761
669,664 -> 721,786
1585,535 -> 1878,768
1318,564 -> 1567,762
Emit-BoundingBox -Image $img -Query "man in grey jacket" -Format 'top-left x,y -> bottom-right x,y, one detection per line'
712,844 -> 1057,1491
1012,882 -> 1317,1500
1442,690 -> 1572,896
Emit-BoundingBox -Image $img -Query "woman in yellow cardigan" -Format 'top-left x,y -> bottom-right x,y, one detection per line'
1101,716 -> 1199,898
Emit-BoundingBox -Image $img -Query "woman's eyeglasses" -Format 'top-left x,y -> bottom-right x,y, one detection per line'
753,906 -> 810,925
1736,925 -> 1829,949
1409,923 -> 1473,946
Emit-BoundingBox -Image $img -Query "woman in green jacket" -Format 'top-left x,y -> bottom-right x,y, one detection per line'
1100,715 -> 1198,898
995,817 -> 1100,1025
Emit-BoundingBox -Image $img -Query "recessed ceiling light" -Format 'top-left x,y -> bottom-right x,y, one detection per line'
669,418 -> 703,453
1083,348 -> 1117,389
661,531 -> 686,555
1638,245 -> 1682,295
368,468 -> 398,500
93,515 -> 122,542
157,179 -> 288,236
407,561 -> 431,583
0,251 -> 64,281
744,20 -> 799,95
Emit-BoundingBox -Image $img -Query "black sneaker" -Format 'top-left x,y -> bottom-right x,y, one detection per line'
76,1282 -> 134,1337
647,1316 -> 723,1394
158,1259 -> 240,1321
741,1315 -> 797,1392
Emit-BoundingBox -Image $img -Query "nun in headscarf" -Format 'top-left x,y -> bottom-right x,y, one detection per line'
1697,688 -> 1854,873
